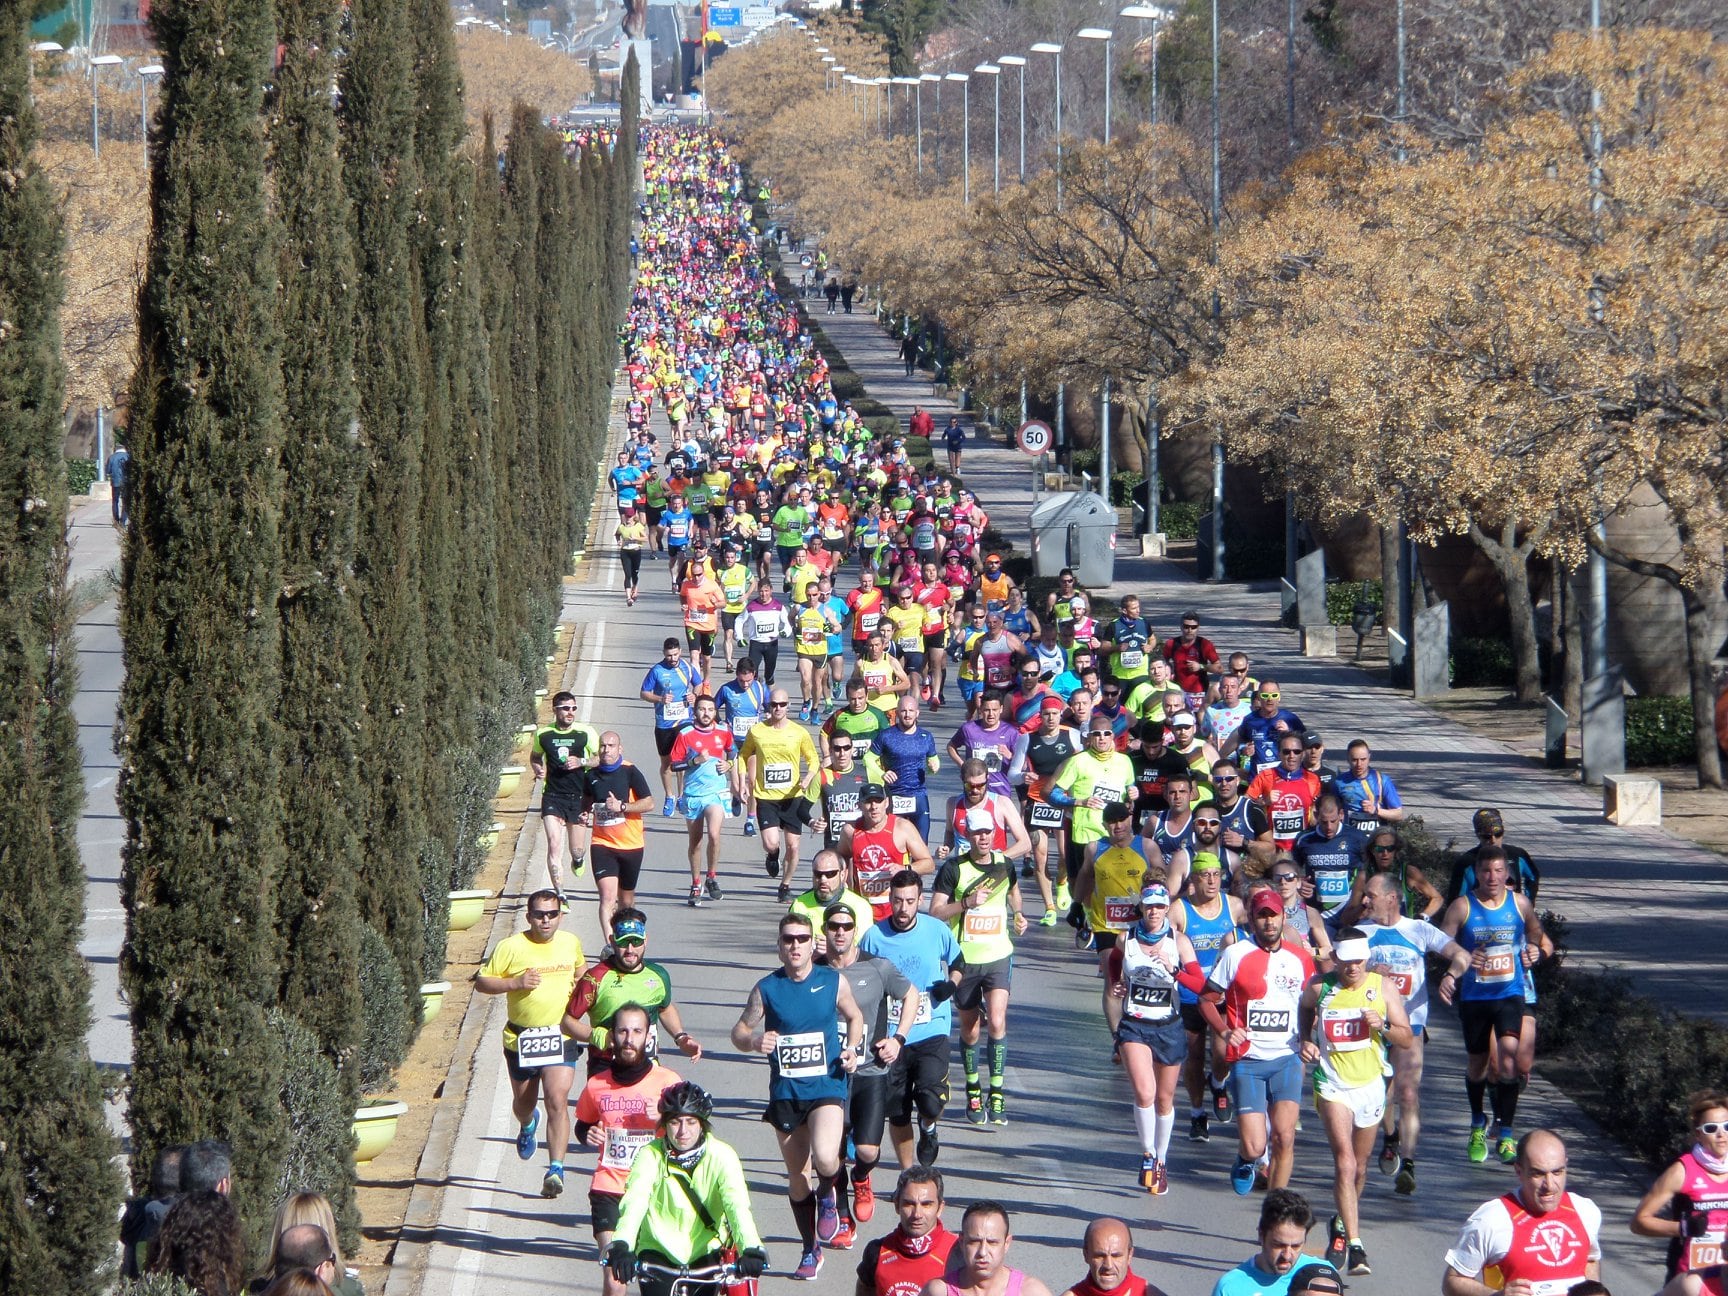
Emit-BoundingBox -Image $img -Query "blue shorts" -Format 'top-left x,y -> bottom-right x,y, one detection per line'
683,792 -> 730,822
1230,1053 -> 1304,1114
959,679 -> 984,704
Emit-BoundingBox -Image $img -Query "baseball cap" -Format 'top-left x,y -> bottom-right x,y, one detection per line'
1303,732 -> 1325,749
1040,695 -> 1066,712
861,783 -> 888,801
1140,883 -> 1171,909
965,807 -> 996,833
1472,807 -> 1504,831
1250,889 -> 1283,916
612,916 -> 648,943
1288,1266 -> 1345,1296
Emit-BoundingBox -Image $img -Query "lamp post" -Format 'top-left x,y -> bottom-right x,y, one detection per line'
89,53 -> 123,159
998,54 -> 1026,181
918,73 -> 940,175
1208,0 -> 1226,580
1119,6 -> 1170,124
975,64 -> 1001,194
1075,28 -> 1112,145
945,72 -> 970,206
138,63 -> 164,148
1030,42 -> 1062,209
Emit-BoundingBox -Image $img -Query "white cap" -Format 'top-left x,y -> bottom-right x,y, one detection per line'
965,807 -> 996,833
1169,711 -> 1197,728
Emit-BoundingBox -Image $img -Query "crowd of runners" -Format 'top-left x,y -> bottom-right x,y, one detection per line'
473,125 -> 1724,1296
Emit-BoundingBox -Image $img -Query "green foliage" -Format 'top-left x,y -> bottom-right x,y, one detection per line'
119,0 -> 290,1244
1221,513 -> 1285,582
271,1010 -> 359,1254
1159,501 -> 1201,540
358,922 -> 410,1094
864,414 -> 899,441
120,1277 -> 200,1296
1625,695 -> 1695,767
1392,814 -> 1455,899
1326,579 -> 1382,626
0,6 -> 124,1285
1450,635 -> 1517,688
65,456 -> 96,494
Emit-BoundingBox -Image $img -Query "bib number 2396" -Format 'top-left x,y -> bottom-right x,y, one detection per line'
775,1032 -> 829,1079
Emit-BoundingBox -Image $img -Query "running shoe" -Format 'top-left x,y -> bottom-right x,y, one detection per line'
1468,1125 -> 1489,1164
744,817 -> 758,837
687,883 -> 703,908
559,894 -> 570,915
1380,1129 -> 1400,1175
1039,910 -> 1057,927
1230,1159 -> 1255,1196
1347,1243 -> 1372,1276
815,1190 -> 842,1244
661,796 -> 675,818
1254,1161 -> 1271,1191
1151,1161 -> 1169,1196
920,685 -> 931,702
852,1175 -> 876,1222
916,1123 -> 939,1166
965,1083 -> 986,1126
1054,883 -> 1073,911
541,1164 -> 564,1199
800,702 -> 812,722
776,883 -> 791,904
1324,1216 -> 1348,1271
989,1090 -> 1007,1126
764,853 -> 780,878
1189,1115 -> 1210,1143
1213,1084 -> 1234,1123
929,696 -> 941,711
1497,1134 -> 1517,1165
1139,1155 -> 1158,1190
833,1218 -> 857,1250
794,1248 -> 823,1281
1395,1158 -> 1417,1196
705,873 -> 723,901
516,1109 -> 540,1161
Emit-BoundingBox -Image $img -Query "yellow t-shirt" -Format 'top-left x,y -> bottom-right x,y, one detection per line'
741,721 -> 820,801
481,930 -> 585,1049
884,603 -> 926,655
788,562 -> 822,603
1088,845 -> 1151,934
1053,750 -> 1135,845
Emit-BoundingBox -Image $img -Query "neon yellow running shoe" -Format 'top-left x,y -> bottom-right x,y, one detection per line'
1467,1125 -> 1488,1164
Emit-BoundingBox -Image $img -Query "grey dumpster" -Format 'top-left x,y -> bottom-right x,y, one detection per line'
1029,491 -> 1118,587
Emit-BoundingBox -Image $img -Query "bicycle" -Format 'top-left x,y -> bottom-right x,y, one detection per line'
610,1254 -> 764,1296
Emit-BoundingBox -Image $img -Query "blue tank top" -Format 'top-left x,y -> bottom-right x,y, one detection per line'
1003,607 -> 1032,638
758,964 -> 847,1102
1179,897 -> 1235,1004
1458,891 -> 1526,1002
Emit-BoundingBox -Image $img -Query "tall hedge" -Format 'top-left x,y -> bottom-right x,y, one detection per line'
119,0 -> 291,1239
0,1 -> 123,1287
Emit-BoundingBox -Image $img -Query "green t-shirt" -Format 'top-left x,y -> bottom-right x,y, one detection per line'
772,505 -> 807,548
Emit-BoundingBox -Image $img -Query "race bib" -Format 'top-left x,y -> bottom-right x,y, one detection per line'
600,1126 -> 653,1171
1271,809 -> 1305,837
1477,944 -> 1517,984
828,792 -> 861,821
860,612 -> 880,634
731,715 -> 758,739
1129,981 -> 1172,1009
1313,867 -> 1352,907
1091,782 -> 1124,805
962,909 -> 1005,941
1689,1239 -> 1724,1270
801,627 -> 825,646
1028,802 -> 1065,829
886,995 -> 933,1027
895,632 -> 921,652
764,762 -> 795,790
1119,648 -> 1145,671
513,1025 -> 567,1069
1103,898 -> 1138,930
775,1031 -> 829,1079
662,700 -> 689,724
981,749 -> 1004,773
1320,1009 -> 1371,1049
1246,1006 -> 1291,1035
1382,969 -> 1416,998
891,795 -> 917,816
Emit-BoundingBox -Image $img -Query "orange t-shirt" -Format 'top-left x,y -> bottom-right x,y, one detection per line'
575,1061 -> 683,1194
681,578 -> 724,632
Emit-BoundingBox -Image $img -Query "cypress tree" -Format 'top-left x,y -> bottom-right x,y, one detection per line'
269,0 -> 365,1228
500,111 -> 546,685
0,3 -> 123,1288
341,0 -> 430,1010
119,0 -> 292,1239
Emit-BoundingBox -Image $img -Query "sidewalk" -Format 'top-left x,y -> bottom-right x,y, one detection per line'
805,279 -> 1728,1021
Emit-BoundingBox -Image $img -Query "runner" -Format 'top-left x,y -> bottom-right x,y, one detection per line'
530,693 -> 600,910
820,733 -> 874,852
1298,927 -> 1413,1276
825,680 -> 890,762
1049,717 -> 1138,895
860,870 -> 963,1170
1201,889 -> 1317,1196
1339,825 -> 1444,926
794,582 -> 843,723
1332,740 -> 1405,833
475,890 -> 584,1199
939,760 -> 1032,868
715,543 -> 753,667
789,849 -> 876,950
1162,611 -> 1220,713
1291,794 -> 1370,936
1211,1191 -> 1336,1296
1058,1218 -> 1172,1296
1105,883 -> 1207,1196
714,658 -> 770,836
740,580 -> 792,687
680,552 -> 726,682
1355,872 -> 1470,1195
1229,681 -> 1305,777
639,637 -> 706,816
932,812 -> 1029,1128
854,1168 -> 956,1296
842,784 -> 936,920
870,698 -> 942,841
821,903 -> 922,1246
1010,696 -> 1080,925
581,732 -> 656,936
574,1005 -> 683,1296
1173,851 -> 1242,1140
617,502 -> 648,607
885,584 -> 930,705
669,695 -> 741,906
850,633 -> 913,721
947,691 -> 1022,799
740,687 -> 822,903
1437,847 -> 1551,1166
1073,804 -> 1151,1010
1246,733 -> 1322,852
731,912 -> 867,1281
563,909 -> 703,1072
663,493 -> 697,587
1442,1130 -> 1602,1296
916,1202 -> 1054,1296
1632,1090 -> 1728,1280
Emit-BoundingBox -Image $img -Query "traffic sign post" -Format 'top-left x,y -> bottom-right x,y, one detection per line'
710,6 -> 741,25
1016,419 -> 1052,457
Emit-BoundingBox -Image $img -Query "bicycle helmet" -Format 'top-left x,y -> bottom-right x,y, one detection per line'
657,1081 -> 715,1126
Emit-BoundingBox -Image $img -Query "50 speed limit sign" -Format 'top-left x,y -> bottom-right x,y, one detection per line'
1016,419 -> 1053,457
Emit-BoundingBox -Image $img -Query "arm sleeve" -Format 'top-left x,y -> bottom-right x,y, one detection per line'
1175,960 -> 1209,995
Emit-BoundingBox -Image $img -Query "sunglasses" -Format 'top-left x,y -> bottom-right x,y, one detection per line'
780,933 -> 813,945
1371,844 -> 1399,854
1699,1122 -> 1728,1135
1478,828 -> 1504,838
1256,692 -> 1280,700
1280,747 -> 1303,756
964,781 -> 988,791
1194,819 -> 1221,828
613,936 -> 646,948
1213,773 -> 1238,783
814,869 -> 842,879
825,921 -> 856,932
1182,623 -> 1200,630
528,909 -> 561,920
1089,731 -> 1114,739
831,743 -> 853,752
768,700 -> 791,708
1271,873 -> 1299,884
554,704 -> 577,712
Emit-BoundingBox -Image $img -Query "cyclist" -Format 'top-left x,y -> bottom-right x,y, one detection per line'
563,909 -> 703,1072
606,1083 -> 767,1296
531,692 -> 600,910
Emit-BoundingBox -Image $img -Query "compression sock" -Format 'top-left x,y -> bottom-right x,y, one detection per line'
851,1153 -> 878,1184
1133,1104 -> 1159,1156
988,1037 -> 1008,1087
1192,1105 -> 1206,1120
962,1042 -> 979,1088
1154,1109 -> 1175,1162
1466,1078 -> 1488,1125
791,1192 -> 816,1250
1494,1081 -> 1520,1131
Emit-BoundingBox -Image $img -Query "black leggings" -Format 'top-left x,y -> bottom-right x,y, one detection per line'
748,639 -> 779,686
620,550 -> 642,587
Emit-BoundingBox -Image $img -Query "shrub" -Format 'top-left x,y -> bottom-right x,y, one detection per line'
122,1278 -> 201,1296
1396,814 -> 1457,898
1326,580 -> 1382,627
66,457 -> 98,495
271,1010 -> 360,1254
1451,635 -> 1516,688
357,922 -> 410,1094
1625,695 -> 1694,767
1159,501 -> 1201,540
863,414 -> 899,441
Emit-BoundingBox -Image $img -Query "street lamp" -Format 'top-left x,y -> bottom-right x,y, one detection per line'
89,54 -> 123,160
998,55 -> 1027,181
1119,6 -> 1171,124
1075,28 -> 1113,146
1030,42 -> 1063,210
975,64 -> 1001,194
138,63 -> 164,148
917,73 -> 940,175
945,71 -> 970,206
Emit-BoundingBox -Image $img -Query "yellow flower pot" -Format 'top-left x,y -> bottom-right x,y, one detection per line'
479,821 -> 503,851
513,723 -> 536,754
496,765 -> 526,798
419,981 -> 452,1025
447,889 -> 490,932
352,1099 -> 408,1164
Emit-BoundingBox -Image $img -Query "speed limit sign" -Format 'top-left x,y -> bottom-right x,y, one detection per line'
1016,419 -> 1053,457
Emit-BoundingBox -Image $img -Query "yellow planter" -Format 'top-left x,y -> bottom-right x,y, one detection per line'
496,765 -> 526,798
419,981 -> 452,1025
447,889 -> 490,932
479,821 -> 503,851
352,1099 -> 408,1164
513,723 -> 536,754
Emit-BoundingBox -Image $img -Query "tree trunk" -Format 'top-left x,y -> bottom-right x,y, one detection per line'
1466,520 -> 1544,703
1681,583 -> 1726,789
1562,566 -> 1584,721
1380,523 -> 1402,643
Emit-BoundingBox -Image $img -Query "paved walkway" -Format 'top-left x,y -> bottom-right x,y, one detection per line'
800,265 -> 1728,1022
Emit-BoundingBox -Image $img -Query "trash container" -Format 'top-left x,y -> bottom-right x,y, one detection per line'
1029,492 -> 1118,587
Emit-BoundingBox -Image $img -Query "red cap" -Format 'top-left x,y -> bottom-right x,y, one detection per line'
1250,890 -> 1283,916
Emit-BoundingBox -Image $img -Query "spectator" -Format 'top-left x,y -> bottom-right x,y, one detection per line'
182,1138 -> 234,1196
259,1272 -> 334,1296
150,1189 -> 248,1296
252,1223 -> 341,1294
121,1142 -> 187,1278
106,441 -> 132,525
265,1192 -> 363,1296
